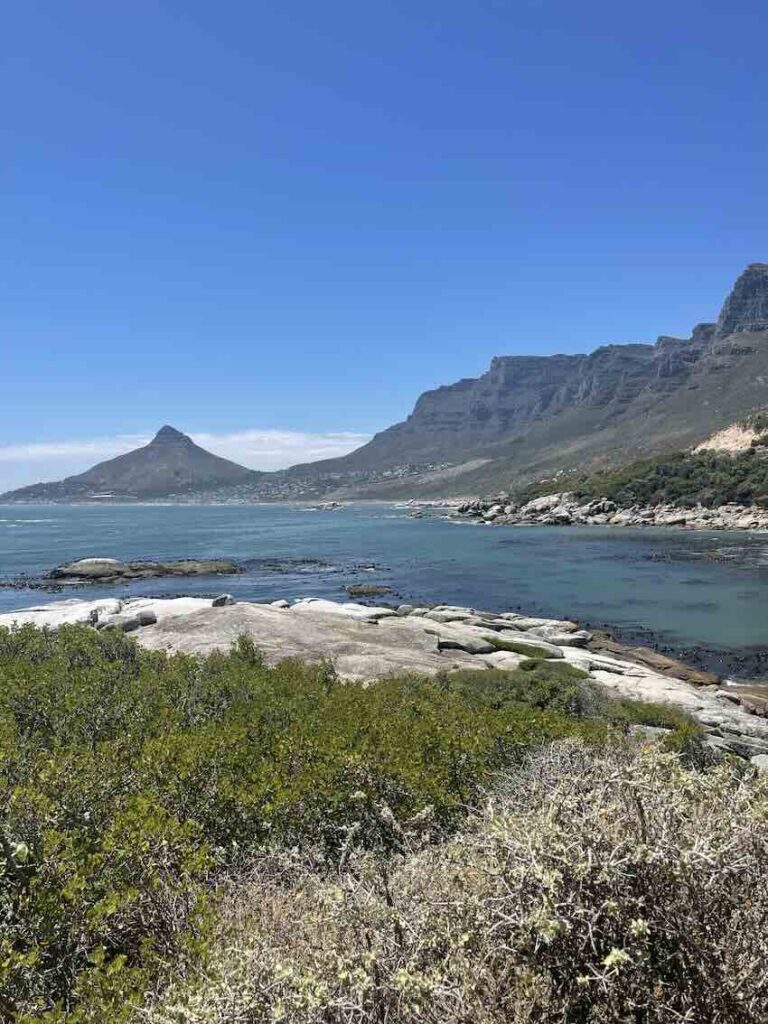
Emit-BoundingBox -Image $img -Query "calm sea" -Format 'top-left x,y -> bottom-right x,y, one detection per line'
1,502 -> 767,675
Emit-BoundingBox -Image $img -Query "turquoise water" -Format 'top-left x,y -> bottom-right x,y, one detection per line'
1,502 -> 767,672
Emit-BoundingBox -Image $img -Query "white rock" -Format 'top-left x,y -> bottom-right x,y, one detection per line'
499,613 -> 579,632
521,493 -> 572,515
480,651 -> 526,670
291,598 -> 396,621
137,603 -> 480,681
99,610 -> 157,632
423,608 -> 474,623
70,557 -> 122,567
490,635 -> 564,659
529,627 -> 593,647
0,598 -> 122,630
424,624 -> 495,654
123,597 -> 213,623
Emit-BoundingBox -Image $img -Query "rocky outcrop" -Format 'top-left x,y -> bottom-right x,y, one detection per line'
449,494 -> 768,531
717,263 -> 768,336
2,594 -> 768,758
49,556 -> 241,582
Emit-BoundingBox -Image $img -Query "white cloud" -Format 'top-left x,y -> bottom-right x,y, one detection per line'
191,429 -> 371,469
0,435 -> 151,464
0,428 -> 371,492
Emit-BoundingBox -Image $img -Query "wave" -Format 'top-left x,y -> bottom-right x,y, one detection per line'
0,519 -> 55,524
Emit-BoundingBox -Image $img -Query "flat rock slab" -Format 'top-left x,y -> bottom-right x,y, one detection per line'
0,598 -> 123,629
588,632 -> 720,686
136,603 -> 481,681
291,598 -> 398,621
50,558 -> 240,582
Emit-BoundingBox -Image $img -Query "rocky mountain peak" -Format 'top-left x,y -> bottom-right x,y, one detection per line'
0,425 -> 260,501
716,263 -> 768,337
151,425 -> 192,446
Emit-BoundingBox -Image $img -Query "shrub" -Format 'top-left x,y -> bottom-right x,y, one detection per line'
585,450 -> 768,508
0,626 -> 708,1021
445,661 -> 595,718
0,625 -> 598,1021
516,448 -> 768,509
146,743 -> 768,1024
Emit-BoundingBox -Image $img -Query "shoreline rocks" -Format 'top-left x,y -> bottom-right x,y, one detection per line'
2,593 -> 768,759
446,493 -> 768,530
47,557 -> 242,584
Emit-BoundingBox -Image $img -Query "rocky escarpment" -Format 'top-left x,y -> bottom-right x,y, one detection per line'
5,266 -> 768,505
2,594 -> 768,760
717,263 -> 768,336
292,342 -> 710,473
286,265 -> 768,498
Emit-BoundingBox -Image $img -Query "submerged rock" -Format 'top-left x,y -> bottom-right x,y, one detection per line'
50,557 -> 241,582
345,584 -> 392,597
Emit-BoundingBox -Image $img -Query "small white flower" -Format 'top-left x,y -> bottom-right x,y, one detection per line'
603,948 -> 631,970
629,917 -> 650,939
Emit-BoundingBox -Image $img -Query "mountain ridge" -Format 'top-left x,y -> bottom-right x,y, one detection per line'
283,265 -> 768,497
4,264 -> 768,502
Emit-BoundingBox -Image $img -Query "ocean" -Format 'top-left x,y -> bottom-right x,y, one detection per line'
1,501 -> 767,676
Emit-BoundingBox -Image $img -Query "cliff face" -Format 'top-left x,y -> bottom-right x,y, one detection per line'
304,337 -> 717,473
290,266 -> 768,495
716,263 -> 768,336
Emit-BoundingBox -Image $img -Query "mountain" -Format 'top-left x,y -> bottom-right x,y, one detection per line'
0,426 -> 262,501
5,266 -> 768,504
286,264 -> 768,497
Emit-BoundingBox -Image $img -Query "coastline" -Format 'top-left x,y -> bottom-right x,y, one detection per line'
408,494 -> 768,531
2,592 -> 768,761
3,502 -> 767,682
5,493 -> 768,531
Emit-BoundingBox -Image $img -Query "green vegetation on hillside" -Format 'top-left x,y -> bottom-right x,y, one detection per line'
743,410 -> 768,435
521,448 -> 768,509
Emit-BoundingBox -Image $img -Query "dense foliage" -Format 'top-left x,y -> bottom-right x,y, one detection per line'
0,624 -> 680,1022
147,743 -> 768,1024
522,448 -> 768,509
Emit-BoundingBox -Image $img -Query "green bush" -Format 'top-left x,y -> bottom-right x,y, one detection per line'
145,743 -> 768,1024
445,661 -> 594,717
518,446 -> 768,509
1,624 -> 604,1021
516,447 -> 768,509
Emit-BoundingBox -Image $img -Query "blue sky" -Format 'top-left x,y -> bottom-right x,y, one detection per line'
2,0 -> 768,489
